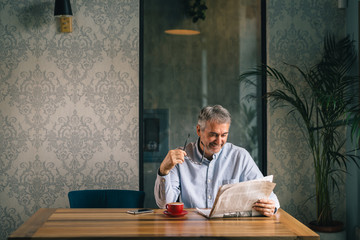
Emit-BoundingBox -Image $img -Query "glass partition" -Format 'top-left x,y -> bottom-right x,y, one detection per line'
142,0 -> 263,208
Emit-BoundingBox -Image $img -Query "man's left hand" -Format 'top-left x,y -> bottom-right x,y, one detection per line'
252,199 -> 276,217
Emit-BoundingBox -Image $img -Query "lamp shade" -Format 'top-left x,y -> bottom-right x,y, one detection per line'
54,0 -> 72,16
164,17 -> 200,36
163,0 -> 200,36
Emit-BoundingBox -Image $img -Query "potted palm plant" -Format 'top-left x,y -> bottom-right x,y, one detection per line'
240,34 -> 360,232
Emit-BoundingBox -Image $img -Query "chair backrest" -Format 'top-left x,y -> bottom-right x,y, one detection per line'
68,189 -> 145,208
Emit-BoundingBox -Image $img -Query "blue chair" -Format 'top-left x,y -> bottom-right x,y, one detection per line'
68,189 -> 145,208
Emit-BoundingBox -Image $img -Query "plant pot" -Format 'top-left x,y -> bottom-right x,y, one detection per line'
309,220 -> 344,233
316,230 -> 346,240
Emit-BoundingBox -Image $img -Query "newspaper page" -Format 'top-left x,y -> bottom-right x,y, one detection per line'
196,176 -> 275,218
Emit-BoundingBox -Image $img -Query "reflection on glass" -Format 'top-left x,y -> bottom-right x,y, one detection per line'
143,0 -> 263,208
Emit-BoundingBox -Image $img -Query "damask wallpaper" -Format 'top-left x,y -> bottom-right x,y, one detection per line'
0,0 -> 350,239
267,0 -> 346,225
0,0 -> 139,238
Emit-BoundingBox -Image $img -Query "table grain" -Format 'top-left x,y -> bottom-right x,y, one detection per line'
8,208 -> 319,240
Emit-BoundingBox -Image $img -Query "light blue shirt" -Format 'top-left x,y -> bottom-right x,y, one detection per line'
154,139 -> 280,209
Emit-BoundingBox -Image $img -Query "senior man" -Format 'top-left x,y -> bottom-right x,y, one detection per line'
154,105 -> 280,216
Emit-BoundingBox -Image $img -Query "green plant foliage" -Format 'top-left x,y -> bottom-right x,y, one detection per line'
239,34 -> 360,226
186,0 -> 207,23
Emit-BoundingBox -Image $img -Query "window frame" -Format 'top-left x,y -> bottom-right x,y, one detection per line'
139,0 -> 267,191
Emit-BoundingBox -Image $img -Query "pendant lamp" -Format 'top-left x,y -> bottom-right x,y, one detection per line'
164,0 -> 200,36
54,0 -> 73,33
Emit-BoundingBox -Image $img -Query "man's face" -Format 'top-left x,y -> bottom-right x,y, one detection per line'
196,120 -> 230,157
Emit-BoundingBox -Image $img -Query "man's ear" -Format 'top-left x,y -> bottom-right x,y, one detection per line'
196,125 -> 201,136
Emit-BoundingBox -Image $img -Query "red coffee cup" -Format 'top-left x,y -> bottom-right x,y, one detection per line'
166,202 -> 184,214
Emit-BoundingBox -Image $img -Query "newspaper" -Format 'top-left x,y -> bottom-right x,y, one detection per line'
196,175 -> 276,218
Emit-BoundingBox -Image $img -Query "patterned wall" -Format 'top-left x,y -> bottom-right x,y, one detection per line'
267,0 -> 346,224
0,0 -> 139,239
0,0 -> 350,238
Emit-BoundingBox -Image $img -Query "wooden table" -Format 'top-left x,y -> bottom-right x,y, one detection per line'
8,208 -> 319,240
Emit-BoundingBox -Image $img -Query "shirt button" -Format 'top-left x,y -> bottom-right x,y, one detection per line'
208,179 -> 211,183
208,195 -> 211,200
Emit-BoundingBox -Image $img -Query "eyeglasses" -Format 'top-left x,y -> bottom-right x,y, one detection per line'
182,134 -> 205,165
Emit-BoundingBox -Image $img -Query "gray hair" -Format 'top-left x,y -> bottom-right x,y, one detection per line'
197,105 -> 231,131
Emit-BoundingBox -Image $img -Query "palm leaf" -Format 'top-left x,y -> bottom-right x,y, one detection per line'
239,34 -> 360,226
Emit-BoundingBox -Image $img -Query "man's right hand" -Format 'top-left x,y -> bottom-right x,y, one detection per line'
159,149 -> 186,176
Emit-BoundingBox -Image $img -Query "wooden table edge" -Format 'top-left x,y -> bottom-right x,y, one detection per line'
7,208 -> 320,240
8,208 -> 56,240
277,209 -> 319,240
